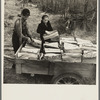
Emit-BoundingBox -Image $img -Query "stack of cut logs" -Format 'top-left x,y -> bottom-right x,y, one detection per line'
76,38 -> 96,64
19,30 -> 60,60
43,30 -> 61,61
60,37 -> 96,64
18,31 -> 96,64
18,44 -> 40,60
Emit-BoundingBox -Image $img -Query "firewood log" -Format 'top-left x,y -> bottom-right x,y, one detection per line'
18,52 -> 38,60
64,43 -> 79,50
62,53 -> 82,62
60,37 -> 77,44
21,47 -> 40,54
45,48 -> 61,54
80,46 -> 96,51
65,49 -> 82,53
83,50 -> 96,58
43,30 -> 59,40
76,38 -> 93,46
82,57 -> 96,64
44,42 -> 59,48
44,53 -> 61,61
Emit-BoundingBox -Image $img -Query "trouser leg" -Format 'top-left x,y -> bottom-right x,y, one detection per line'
40,35 -> 45,54
40,41 -> 45,54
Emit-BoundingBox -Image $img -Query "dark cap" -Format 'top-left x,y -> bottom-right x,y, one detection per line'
21,8 -> 30,16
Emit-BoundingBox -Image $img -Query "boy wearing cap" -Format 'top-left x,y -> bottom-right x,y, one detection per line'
12,8 -> 33,53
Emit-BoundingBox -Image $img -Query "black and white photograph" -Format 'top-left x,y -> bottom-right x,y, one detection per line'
4,0 -> 97,84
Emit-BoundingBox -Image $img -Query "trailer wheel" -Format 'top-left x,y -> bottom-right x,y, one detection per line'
51,73 -> 84,84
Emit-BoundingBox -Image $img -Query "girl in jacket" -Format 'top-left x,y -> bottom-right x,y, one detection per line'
37,15 -> 53,54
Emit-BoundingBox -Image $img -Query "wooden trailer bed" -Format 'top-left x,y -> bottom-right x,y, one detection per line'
4,40 -> 96,84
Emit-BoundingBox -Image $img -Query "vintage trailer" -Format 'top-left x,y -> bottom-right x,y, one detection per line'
4,45 -> 96,84
4,39 -> 96,84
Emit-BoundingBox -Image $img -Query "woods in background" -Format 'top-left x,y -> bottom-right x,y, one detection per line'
5,0 -> 97,33
30,0 -> 97,32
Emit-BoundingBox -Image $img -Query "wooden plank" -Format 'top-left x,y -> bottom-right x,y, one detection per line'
45,48 -> 61,53
60,37 -> 75,41
76,38 -> 93,45
62,53 -> 82,62
64,42 -> 79,50
53,62 -> 96,81
15,59 -> 49,64
83,50 -> 96,58
82,46 -> 96,64
44,42 -> 59,48
82,57 -> 96,64
21,65 -> 48,75
80,46 -> 96,51
18,52 -> 38,60
62,56 -> 81,62
76,38 -> 96,50
48,62 -> 55,75
21,47 -> 39,54
16,64 -> 22,74
64,49 -> 82,53
25,44 -> 37,49
21,60 -> 49,75
62,53 -> 82,57
80,44 -> 96,48
60,39 -> 77,44
44,53 -> 61,61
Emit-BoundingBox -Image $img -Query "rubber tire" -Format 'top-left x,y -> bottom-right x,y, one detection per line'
51,73 -> 84,84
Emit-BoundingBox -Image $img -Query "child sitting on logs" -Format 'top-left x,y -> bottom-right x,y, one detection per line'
37,15 -> 53,54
